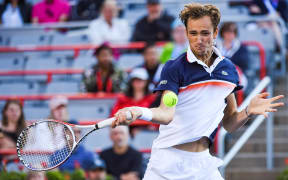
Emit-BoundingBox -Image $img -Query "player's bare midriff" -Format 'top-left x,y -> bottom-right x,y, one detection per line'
173,137 -> 210,152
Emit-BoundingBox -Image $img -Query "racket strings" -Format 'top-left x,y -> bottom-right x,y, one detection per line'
17,121 -> 75,170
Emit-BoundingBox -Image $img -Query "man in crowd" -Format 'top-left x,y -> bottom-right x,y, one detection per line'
131,0 -> 174,42
100,126 -> 142,180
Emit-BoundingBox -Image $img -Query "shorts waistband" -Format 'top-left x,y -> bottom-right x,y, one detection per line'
154,147 -> 210,158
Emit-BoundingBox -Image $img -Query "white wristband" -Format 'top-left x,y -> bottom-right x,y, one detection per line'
138,107 -> 153,121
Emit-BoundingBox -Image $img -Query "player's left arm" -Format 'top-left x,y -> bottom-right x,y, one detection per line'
222,92 -> 284,133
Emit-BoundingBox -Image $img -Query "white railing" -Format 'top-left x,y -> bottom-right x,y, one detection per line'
218,76 -> 273,176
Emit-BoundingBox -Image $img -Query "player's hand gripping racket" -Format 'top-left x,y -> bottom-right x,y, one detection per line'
16,112 -> 132,171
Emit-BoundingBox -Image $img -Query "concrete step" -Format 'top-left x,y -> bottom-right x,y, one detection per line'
229,125 -> 288,140
225,168 -> 284,180
227,153 -> 288,169
227,138 -> 288,153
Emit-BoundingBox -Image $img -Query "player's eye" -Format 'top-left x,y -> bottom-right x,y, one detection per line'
189,32 -> 197,36
201,32 -> 210,36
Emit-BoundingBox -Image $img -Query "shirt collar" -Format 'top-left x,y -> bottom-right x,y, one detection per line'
187,45 -> 224,65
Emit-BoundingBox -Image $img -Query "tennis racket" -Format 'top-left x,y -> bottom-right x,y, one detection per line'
16,112 -> 131,171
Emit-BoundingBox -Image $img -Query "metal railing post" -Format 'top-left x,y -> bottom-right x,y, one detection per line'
266,83 -> 274,170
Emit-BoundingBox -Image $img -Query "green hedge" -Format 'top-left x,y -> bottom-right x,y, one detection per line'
278,168 -> 288,180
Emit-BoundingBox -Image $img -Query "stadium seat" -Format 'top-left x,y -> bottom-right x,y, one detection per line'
25,56 -> 68,70
0,82 -> 39,95
117,53 -> 144,70
131,131 -> 159,149
45,81 -> 80,93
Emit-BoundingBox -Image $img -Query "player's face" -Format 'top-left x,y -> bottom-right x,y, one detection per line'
5,103 -> 21,123
186,16 -> 218,59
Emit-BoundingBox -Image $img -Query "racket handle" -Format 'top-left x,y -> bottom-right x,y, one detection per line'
96,111 -> 132,129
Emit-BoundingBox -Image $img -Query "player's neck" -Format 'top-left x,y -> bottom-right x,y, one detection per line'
113,145 -> 128,155
196,49 -> 215,67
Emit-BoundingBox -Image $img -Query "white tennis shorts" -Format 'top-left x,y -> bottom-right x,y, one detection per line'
143,147 -> 224,180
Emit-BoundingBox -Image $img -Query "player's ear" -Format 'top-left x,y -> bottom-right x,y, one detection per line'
213,27 -> 218,39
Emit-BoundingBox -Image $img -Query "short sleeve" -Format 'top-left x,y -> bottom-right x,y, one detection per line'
232,64 -> 243,93
153,60 -> 180,95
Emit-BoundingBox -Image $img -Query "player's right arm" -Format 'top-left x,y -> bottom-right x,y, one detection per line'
112,90 -> 176,127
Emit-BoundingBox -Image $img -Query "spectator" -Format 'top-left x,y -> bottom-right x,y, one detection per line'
0,130 -> 21,172
49,95 -> 69,122
0,99 -> 26,142
110,68 -> 156,137
0,0 -> 31,27
87,0 -> 131,45
75,0 -> 104,20
26,171 -> 46,180
32,0 -> 70,24
100,126 -> 142,180
217,22 -> 251,75
57,120 -> 96,172
140,43 -> 163,91
82,44 -> 127,93
86,155 -> 109,180
217,22 -> 249,93
240,0 -> 287,52
131,0 -> 174,42
160,18 -> 188,64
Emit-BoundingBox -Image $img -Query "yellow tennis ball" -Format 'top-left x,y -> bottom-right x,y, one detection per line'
163,92 -> 178,107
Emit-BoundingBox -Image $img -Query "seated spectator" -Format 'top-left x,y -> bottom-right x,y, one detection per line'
100,126 -> 142,180
26,171 -> 46,180
87,0 -> 131,45
0,130 -> 21,172
48,95 -> 69,122
160,19 -> 188,64
217,22 -> 249,93
0,0 -> 31,27
110,68 -> 156,137
57,120 -> 96,172
139,43 -> 163,91
86,155 -> 110,180
0,99 -> 26,142
32,0 -> 70,24
75,0 -> 104,20
82,44 -> 127,93
235,0 -> 287,52
131,0 -> 174,42
217,22 -> 251,75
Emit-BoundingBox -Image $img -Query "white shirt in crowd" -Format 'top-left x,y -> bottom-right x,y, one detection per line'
87,16 -> 131,45
1,4 -> 23,27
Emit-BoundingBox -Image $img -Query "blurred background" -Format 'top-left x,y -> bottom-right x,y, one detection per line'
0,0 -> 287,179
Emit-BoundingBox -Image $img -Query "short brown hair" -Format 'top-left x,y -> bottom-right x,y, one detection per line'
219,22 -> 238,38
179,3 -> 221,32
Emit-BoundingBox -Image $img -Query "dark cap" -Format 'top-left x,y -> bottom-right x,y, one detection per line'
86,156 -> 106,170
147,0 -> 160,4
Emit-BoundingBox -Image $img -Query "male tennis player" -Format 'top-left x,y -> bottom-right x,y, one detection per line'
113,3 -> 284,180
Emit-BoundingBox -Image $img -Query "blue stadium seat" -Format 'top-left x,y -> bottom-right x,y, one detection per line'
24,106 -> 50,120
45,81 -> 80,93
0,82 -> 39,95
131,131 -> 159,149
117,53 -> 144,70
25,56 -> 68,70
0,55 -> 26,70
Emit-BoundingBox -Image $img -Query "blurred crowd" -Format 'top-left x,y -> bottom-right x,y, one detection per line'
0,0 -> 287,179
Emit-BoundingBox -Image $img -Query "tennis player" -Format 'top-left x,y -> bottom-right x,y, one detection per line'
113,3 -> 284,180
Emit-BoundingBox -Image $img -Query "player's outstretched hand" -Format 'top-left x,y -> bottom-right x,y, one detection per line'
247,92 -> 284,118
112,107 -> 142,128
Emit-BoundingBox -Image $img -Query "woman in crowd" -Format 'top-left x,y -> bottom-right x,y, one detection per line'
0,99 -> 26,142
111,68 -> 156,137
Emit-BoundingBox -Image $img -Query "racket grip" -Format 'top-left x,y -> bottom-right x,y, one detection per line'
96,111 -> 132,129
